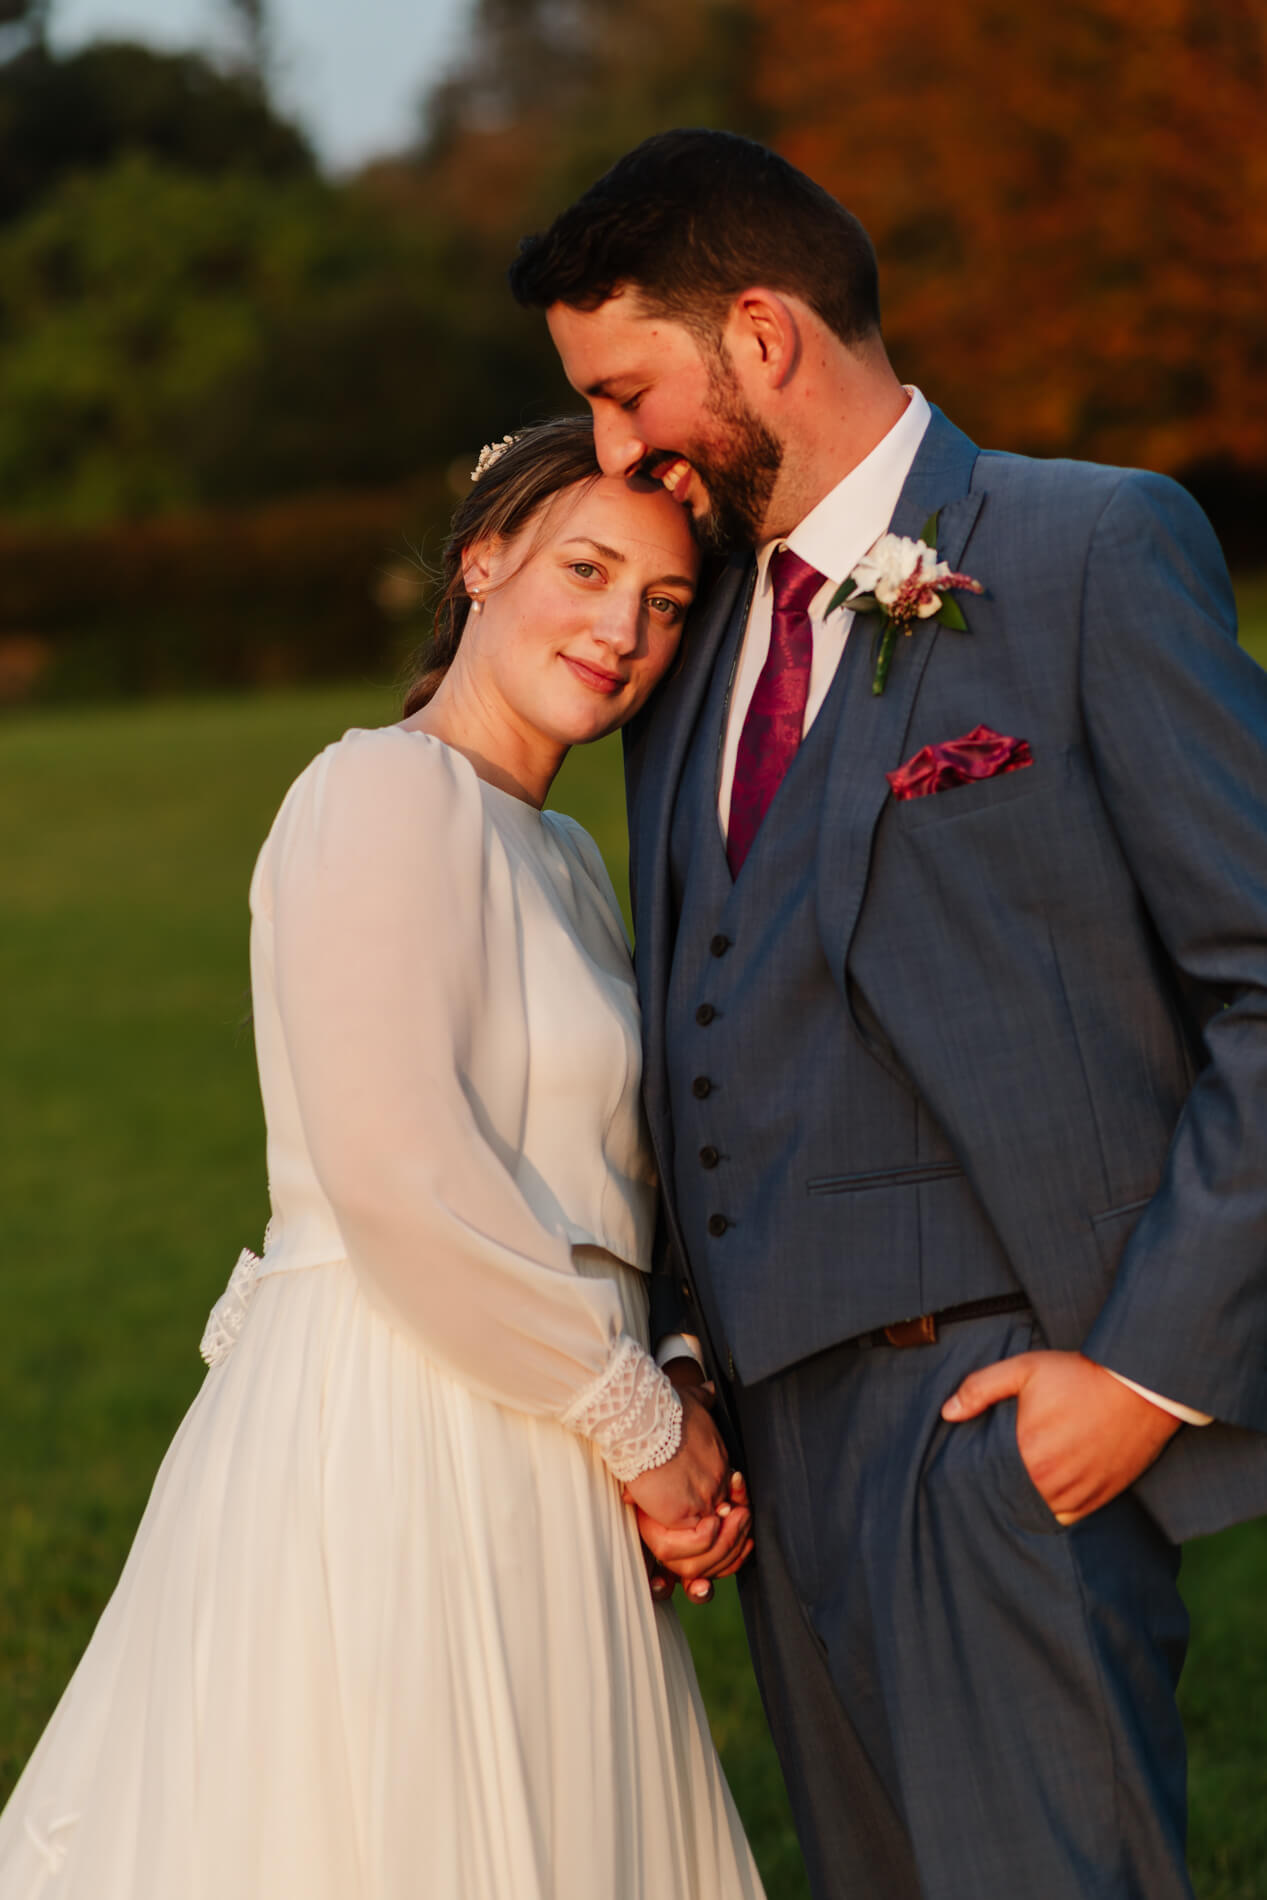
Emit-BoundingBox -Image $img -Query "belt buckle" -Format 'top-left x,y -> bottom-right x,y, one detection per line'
882,1313 -> 939,1349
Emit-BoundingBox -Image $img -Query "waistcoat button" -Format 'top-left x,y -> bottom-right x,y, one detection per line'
695,1002 -> 716,1026
692,1075 -> 712,1099
699,1145 -> 720,1169
707,1213 -> 729,1237
710,934 -> 731,957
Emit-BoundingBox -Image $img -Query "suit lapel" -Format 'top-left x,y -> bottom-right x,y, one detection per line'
633,555 -> 750,1119
814,410 -> 984,971
887,406 -> 985,557
636,409 -> 987,1089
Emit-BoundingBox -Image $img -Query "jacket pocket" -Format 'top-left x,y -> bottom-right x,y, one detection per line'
1088,1194 -> 1156,1279
892,752 -> 1053,831
1089,1195 -> 1154,1227
807,1161 -> 962,1194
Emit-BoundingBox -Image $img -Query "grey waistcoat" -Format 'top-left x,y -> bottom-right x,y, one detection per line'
664,598 -> 1021,1383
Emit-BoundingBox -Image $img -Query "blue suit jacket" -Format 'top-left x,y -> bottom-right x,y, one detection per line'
625,407 -> 1267,1542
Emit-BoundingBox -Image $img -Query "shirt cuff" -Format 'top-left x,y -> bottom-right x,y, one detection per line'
655,1332 -> 704,1371
1104,1368 -> 1213,1427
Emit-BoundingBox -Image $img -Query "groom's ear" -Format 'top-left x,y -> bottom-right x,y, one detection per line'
725,289 -> 802,390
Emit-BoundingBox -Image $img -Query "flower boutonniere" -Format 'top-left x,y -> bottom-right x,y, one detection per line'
827,512 -> 983,696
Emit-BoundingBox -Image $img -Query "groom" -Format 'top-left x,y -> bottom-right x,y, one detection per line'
511,130 -> 1267,1898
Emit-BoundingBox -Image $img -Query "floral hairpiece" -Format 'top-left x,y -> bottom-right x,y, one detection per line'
470,434 -> 518,482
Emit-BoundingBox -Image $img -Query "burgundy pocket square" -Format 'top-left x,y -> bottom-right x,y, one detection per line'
887,725 -> 1033,801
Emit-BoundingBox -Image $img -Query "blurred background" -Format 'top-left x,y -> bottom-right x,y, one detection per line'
2,3 -> 1265,1894
0,0 -> 1264,704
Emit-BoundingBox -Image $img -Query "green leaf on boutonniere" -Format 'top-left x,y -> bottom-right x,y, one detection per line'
920,510 -> 940,548
872,620 -> 899,695
826,578 -> 857,615
937,595 -> 969,632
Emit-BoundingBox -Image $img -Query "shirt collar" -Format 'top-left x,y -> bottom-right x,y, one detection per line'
755,386 -> 932,597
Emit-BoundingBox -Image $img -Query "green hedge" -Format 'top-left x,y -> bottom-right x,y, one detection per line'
0,479 -> 452,702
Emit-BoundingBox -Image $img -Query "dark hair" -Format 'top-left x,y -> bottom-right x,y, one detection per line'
509,128 -> 880,348
403,416 -> 601,715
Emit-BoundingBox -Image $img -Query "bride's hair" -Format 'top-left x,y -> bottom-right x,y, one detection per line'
403,416 -> 601,715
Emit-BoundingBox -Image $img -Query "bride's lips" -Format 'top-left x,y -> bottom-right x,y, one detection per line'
562,654 -> 626,695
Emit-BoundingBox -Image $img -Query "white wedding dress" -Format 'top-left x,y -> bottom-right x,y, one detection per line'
0,726 -> 764,1900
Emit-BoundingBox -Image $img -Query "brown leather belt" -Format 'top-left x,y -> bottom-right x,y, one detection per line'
847,1290 -> 1031,1352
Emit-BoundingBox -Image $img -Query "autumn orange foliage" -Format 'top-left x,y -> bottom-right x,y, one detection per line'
753,0 -> 1267,473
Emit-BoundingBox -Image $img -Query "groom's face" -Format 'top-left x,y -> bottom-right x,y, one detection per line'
547,292 -> 784,554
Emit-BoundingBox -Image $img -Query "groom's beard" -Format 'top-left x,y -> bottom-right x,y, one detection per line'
682,353 -> 784,555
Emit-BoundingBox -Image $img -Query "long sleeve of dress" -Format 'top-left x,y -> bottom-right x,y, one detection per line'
263,727 -> 681,1482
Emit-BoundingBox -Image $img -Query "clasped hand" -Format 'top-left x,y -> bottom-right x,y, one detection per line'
942,1348 -> 1182,1524
624,1363 -> 754,1602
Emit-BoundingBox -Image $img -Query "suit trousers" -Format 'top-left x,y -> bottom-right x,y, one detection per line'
731,1311 -> 1193,1900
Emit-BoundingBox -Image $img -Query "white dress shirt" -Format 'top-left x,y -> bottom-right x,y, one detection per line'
717,387 -> 932,836
659,389 -> 1209,1429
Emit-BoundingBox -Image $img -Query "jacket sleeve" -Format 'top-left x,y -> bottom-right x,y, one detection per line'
265,727 -> 681,1479
1075,474 -> 1267,1430
648,1205 -> 697,1350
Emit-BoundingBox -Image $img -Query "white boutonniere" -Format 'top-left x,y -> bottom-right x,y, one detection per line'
827,512 -> 983,696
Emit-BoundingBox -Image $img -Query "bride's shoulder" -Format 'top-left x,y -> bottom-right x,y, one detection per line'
318,722 -> 472,790
259,727 -> 485,883
286,724 -> 478,818
252,726 -> 489,916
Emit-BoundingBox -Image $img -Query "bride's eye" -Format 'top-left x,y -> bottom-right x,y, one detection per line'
647,595 -> 685,621
569,561 -> 599,580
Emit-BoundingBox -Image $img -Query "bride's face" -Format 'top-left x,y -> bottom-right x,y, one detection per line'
459,474 -> 700,750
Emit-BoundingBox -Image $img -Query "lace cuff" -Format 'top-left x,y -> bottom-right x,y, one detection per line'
559,1333 -> 684,1483
200,1247 -> 261,1367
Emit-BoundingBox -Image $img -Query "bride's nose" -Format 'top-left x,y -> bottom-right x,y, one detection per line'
592,587 -> 643,656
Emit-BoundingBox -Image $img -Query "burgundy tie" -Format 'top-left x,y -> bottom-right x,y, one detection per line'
726,547 -> 823,877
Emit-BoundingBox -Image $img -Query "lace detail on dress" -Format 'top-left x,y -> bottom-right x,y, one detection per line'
199,1247 -> 261,1367
559,1333 -> 684,1484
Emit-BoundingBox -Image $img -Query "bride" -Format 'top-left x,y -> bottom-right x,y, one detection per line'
0,417 -> 762,1899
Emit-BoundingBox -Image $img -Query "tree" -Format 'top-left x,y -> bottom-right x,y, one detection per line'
0,153 -> 554,521
222,0 -> 273,95
349,0 -> 769,433
417,0 -> 764,238
0,40 -> 313,225
0,0 -> 48,51
751,0 -> 1267,478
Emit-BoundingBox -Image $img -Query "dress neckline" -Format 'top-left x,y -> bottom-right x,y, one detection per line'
385,723 -> 547,820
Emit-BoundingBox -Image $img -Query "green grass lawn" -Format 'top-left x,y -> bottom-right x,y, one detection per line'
2,589 -> 1265,1894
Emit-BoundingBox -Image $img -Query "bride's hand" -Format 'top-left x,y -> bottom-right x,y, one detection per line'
623,1379 -> 729,1528
624,1361 -> 754,1600
636,1470 -> 754,1604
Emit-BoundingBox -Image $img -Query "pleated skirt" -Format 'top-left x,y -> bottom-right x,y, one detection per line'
0,1256 -> 764,1900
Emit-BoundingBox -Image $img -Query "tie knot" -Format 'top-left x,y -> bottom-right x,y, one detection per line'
769,546 -> 825,617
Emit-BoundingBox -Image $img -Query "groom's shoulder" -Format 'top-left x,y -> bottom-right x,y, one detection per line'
972,444 -> 1201,523
974,444 -> 1148,508
966,446 -> 1221,569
